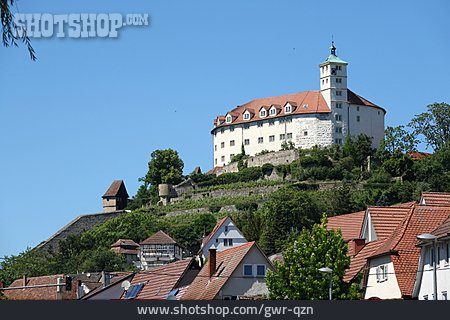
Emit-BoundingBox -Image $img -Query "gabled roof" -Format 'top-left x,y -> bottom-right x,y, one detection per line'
201,216 -> 229,247
183,241 -> 264,300
81,272 -> 134,300
431,215 -> 450,239
327,211 -> 365,242
102,180 -> 129,198
420,192 -> 450,206
5,275 -> 67,300
365,205 -> 414,240
140,230 -> 177,245
371,205 -> 450,297
124,259 -> 194,300
408,151 -> 432,161
111,239 -> 139,248
344,241 -> 384,282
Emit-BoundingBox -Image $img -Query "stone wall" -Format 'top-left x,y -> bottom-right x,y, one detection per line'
37,210 -> 128,253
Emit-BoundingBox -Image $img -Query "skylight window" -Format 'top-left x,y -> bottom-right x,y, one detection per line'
124,283 -> 144,299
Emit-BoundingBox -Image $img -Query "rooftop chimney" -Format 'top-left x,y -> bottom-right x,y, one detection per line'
208,249 -> 217,278
352,239 -> 366,256
23,275 -> 28,287
101,271 -> 110,287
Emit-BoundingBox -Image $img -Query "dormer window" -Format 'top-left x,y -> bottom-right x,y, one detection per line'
226,115 -> 232,123
269,107 -> 276,116
260,109 -> 267,117
243,112 -> 250,120
285,105 -> 292,113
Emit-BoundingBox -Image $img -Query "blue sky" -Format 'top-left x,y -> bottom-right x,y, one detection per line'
1,0 -> 449,258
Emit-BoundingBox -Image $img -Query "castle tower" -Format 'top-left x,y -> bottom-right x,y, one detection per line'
102,180 -> 129,213
319,42 -> 349,144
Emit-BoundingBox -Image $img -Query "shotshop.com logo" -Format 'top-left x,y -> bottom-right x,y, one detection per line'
13,13 -> 149,38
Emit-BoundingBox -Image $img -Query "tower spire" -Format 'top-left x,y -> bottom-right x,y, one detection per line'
330,41 -> 336,56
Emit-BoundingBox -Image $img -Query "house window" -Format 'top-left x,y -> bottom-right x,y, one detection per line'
224,226 -> 228,233
269,108 -> 276,115
230,140 -> 235,146
243,265 -> 253,277
423,295 -> 429,300
244,139 -> 250,145
287,133 -> 292,139
221,128 -> 224,133
304,131 -> 308,136
269,120 -> 275,126
226,116 -> 232,123
216,238 -> 218,243
221,142 -> 225,148
258,137 -> 264,144
223,239 -> 229,246
215,158 -> 217,165
335,127 -> 342,133
243,113 -> 250,120
257,122 -> 263,128
336,78 -> 342,83
269,135 -> 275,142
357,106 -> 360,111
280,133 -> 286,140
326,78 -> 328,84
446,243 -> 449,265
256,265 -> 266,277
230,126 -> 234,132
285,105 -> 292,113
357,116 -> 360,122
228,238 -> 233,246
260,110 -> 266,117
221,156 -> 225,162
215,145 -> 217,151
335,114 -> 342,121
243,124 -> 250,129
335,138 -> 342,145
442,292 -> 448,300
336,91 -> 342,96
376,264 -> 388,283
336,103 -> 342,108
230,154 -> 235,160
322,79 -> 325,85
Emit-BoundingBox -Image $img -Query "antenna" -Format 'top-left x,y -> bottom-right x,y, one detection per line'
121,280 -> 131,291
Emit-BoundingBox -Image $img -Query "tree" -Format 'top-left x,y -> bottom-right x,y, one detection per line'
409,103 -> 450,151
343,134 -> 374,168
79,249 -> 124,272
258,187 -> 320,255
1,0 -> 36,60
379,126 -> 418,155
266,215 -> 361,300
144,149 -> 184,186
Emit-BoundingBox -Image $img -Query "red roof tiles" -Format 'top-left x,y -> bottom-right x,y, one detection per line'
5,275 -> 76,300
140,230 -> 177,245
420,192 -> 450,206
102,180 -> 129,198
327,211 -> 365,242
367,205 -> 414,240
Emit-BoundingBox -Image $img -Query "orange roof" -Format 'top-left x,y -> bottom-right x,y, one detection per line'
431,215 -> 450,239
5,274 -> 73,300
367,205 -> 414,240
408,151 -> 432,160
140,230 -> 177,245
327,211 -> 365,242
420,192 -> 450,206
344,241 -> 384,282
111,239 -> 139,248
377,205 -> 450,297
125,259 -> 194,300
102,180 -> 129,198
201,216 -> 229,247
183,242 -> 258,300
213,89 -> 384,129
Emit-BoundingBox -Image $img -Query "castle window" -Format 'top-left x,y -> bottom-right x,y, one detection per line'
243,112 -> 250,120
335,138 -> 343,144
326,78 -> 328,84
322,79 -> 325,85
335,127 -> 342,133
269,135 -> 275,142
221,156 -> 225,162
304,131 -> 308,136
335,114 -> 342,121
280,133 -> 286,140
357,116 -> 361,122
221,142 -> 225,148
260,109 -> 267,117
336,91 -> 342,96
257,122 -> 263,128
287,133 -> 292,139
269,120 -> 275,126
258,137 -> 264,144
286,118 -> 292,123
336,78 -> 342,83
215,158 -> 217,165
244,139 -> 250,145
336,103 -> 342,108
230,126 -> 235,132
215,145 -> 217,151
269,108 -> 276,116
230,154 -> 235,160
285,105 -> 292,113
226,115 -> 232,123
230,140 -> 235,146
337,66 -> 342,70
243,124 -> 250,129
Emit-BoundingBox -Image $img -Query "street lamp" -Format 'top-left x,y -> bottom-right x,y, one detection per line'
417,233 -> 438,300
318,267 -> 333,300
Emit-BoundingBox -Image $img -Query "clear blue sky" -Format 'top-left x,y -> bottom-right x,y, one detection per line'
1,0 -> 449,258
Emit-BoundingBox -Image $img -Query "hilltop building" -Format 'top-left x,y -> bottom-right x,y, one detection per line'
211,43 -> 386,167
102,180 -> 129,213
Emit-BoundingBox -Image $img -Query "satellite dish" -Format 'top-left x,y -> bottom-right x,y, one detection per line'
121,280 -> 131,291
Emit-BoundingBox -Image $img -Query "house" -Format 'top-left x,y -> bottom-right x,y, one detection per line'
420,192 -> 450,206
110,239 -> 139,265
3,274 -> 76,300
121,258 -> 200,300
80,272 -> 134,300
212,43 -> 385,167
139,230 -> 183,269
183,241 -> 275,300
415,215 -> 450,300
200,216 -> 247,258
102,180 -> 129,213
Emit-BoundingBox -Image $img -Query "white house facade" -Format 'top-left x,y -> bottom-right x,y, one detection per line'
365,255 -> 403,299
200,216 -> 248,258
211,43 -> 386,167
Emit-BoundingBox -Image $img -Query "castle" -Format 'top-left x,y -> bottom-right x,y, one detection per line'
211,43 -> 386,167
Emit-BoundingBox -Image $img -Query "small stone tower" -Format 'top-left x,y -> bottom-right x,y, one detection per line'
102,180 -> 129,213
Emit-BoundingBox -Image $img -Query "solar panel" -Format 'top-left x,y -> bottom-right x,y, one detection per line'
124,283 -> 144,299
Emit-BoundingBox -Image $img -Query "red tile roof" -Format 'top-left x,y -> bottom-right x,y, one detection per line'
327,211 -> 365,242
420,192 -> 450,206
408,151 -> 432,160
431,215 -> 450,239
344,241 -> 384,282
183,241 -> 258,300
5,275 -> 76,300
213,89 -> 385,129
140,230 -> 177,245
102,180 -> 129,198
367,205 -> 414,240
125,259 -> 193,300
111,239 -> 139,248
201,216 -> 229,247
